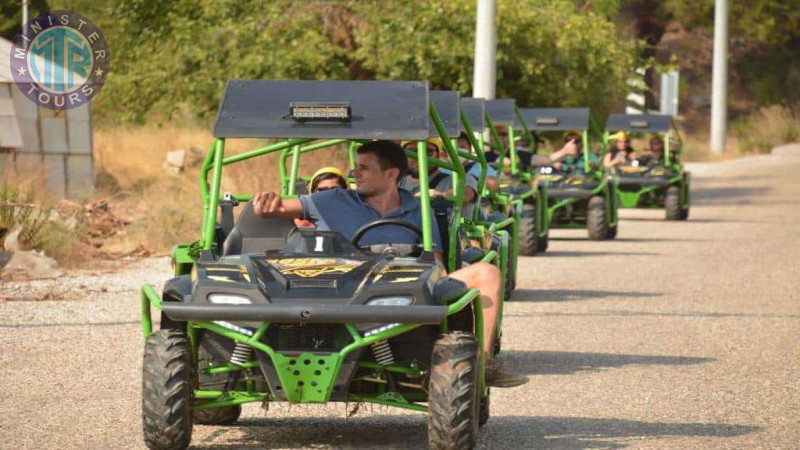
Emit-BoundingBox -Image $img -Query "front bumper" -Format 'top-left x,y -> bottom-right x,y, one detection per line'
162,302 -> 449,324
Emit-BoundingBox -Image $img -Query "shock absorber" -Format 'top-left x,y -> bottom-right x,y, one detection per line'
230,342 -> 252,366
370,340 -> 395,366
223,342 -> 252,393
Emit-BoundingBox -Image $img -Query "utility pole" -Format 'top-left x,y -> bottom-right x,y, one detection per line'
22,0 -> 29,27
710,0 -> 728,155
473,0 -> 497,100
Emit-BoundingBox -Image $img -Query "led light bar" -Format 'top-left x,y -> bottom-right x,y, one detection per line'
536,117 -> 559,125
289,102 -> 351,121
630,120 -> 649,128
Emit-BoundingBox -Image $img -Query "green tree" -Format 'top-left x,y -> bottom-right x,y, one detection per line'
1,0 -> 50,41
99,0 -> 638,124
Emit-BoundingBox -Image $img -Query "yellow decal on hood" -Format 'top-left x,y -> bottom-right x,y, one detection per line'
264,258 -> 363,278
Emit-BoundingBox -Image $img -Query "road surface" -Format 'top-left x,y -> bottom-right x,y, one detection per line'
1,145 -> 798,448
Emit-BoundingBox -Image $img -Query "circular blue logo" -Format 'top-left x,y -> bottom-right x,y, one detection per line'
9,10 -> 110,110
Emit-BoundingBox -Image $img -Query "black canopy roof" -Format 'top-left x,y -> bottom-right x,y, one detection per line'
212,80 -> 430,140
516,107 -> 590,131
460,98 -> 486,132
430,91 -> 461,138
485,99 -> 516,125
605,114 -> 673,132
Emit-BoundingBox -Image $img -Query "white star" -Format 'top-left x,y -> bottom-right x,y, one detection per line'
95,68 -> 103,77
17,66 -> 27,76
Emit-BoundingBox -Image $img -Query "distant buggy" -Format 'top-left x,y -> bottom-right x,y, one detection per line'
604,114 -> 691,220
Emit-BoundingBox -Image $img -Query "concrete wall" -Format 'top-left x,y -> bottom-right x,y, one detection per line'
0,83 -> 94,198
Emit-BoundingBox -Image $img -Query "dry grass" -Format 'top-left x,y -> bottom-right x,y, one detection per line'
10,109 -> 797,267
92,124 -> 351,257
680,106 -> 799,161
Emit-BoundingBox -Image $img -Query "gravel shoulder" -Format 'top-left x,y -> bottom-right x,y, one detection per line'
1,145 -> 798,449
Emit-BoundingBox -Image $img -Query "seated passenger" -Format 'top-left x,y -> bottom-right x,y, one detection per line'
553,132 -> 598,174
295,167 -> 349,228
638,136 -> 665,166
458,132 -> 499,192
310,166 -> 348,192
399,139 -> 480,221
514,135 -> 545,172
252,140 -> 527,387
603,131 -> 637,168
494,127 -> 580,170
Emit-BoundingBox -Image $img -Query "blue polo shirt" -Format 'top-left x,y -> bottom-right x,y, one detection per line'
298,188 -> 443,251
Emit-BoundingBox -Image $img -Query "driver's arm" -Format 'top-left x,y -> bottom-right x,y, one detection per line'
252,191 -> 304,219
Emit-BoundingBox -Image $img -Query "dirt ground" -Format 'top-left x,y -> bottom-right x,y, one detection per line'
1,145 -> 798,449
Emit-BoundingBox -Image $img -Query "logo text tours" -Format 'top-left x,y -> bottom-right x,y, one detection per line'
9,10 -> 110,111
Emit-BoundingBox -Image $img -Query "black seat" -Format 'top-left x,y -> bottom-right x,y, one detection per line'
222,201 -> 296,255
431,196 -> 467,269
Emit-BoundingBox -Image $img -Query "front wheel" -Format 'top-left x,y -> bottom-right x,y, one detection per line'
536,229 -> 549,253
587,196 -> 609,240
194,344 -> 242,425
428,332 -> 480,449
606,224 -> 618,240
517,203 -> 538,256
142,330 -> 194,450
665,186 -> 687,221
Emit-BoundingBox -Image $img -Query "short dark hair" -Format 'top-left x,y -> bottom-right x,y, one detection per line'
564,132 -> 582,144
356,140 -> 408,182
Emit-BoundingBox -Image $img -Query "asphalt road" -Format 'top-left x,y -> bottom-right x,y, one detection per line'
1,145 -> 798,449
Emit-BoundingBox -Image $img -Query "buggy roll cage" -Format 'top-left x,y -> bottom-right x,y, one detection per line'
183,81 -> 483,276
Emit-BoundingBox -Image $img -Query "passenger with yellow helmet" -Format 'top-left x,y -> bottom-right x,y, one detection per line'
603,131 -> 637,169
309,166 -> 349,193
295,167 -> 349,228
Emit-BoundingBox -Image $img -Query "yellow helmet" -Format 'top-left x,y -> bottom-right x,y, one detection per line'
310,166 -> 347,192
399,138 -> 443,154
609,131 -> 630,142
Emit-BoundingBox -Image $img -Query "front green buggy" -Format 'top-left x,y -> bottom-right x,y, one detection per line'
604,114 -> 691,220
139,81 -> 499,449
518,108 -> 620,240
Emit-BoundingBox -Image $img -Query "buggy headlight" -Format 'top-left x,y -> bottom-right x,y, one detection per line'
367,296 -> 413,306
208,294 -> 251,305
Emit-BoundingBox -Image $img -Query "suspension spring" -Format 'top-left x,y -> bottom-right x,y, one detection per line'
230,342 -> 252,366
370,340 -> 395,366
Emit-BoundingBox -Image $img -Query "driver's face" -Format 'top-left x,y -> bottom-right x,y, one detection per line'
650,140 -> 664,153
615,139 -> 628,150
353,153 -> 396,196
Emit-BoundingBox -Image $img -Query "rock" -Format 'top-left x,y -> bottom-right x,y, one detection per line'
4,227 -> 22,251
0,249 -> 64,281
163,149 -> 187,174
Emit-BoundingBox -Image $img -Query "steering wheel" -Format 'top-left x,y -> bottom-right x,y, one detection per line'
351,219 -> 423,249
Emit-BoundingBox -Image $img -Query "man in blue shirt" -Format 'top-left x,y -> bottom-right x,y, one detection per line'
253,140 -> 527,388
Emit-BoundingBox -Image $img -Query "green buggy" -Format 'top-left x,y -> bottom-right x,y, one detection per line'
140,81 -> 499,449
604,114 -> 691,220
517,108 -> 620,240
481,99 -> 548,262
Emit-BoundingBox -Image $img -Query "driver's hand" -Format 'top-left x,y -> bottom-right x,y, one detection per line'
253,191 -> 286,217
554,163 -> 563,170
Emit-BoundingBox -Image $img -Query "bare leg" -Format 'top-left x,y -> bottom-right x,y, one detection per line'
448,262 -> 501,355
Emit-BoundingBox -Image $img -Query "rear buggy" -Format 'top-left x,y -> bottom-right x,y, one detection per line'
604,114 -> 691,220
